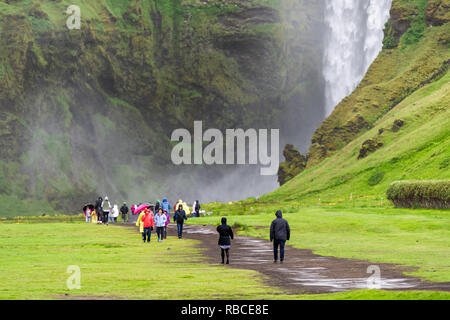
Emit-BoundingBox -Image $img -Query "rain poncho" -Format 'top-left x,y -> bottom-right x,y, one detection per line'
102,198 -> 111,212
174,200 -> 190,215
91,210 -> 98,224
161,198 -> 172,213
136,210 -> 154,233
112,205 -> 119,218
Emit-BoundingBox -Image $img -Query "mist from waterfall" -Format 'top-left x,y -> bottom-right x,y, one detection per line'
323,0 -> 392,116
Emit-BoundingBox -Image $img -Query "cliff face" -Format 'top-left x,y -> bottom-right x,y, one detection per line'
0,0 -> 325,214
306,0 -> 449,168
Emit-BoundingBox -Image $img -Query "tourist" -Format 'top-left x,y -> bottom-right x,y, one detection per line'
270,210 -> 290,263
217,217 -> 234,264
154,208 -> 167,242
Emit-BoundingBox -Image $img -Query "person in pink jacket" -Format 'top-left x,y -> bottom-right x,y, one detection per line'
163,209 -> 170,240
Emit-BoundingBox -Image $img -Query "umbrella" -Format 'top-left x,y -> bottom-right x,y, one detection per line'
83,204 -> 94,212
133,204 -> 151,215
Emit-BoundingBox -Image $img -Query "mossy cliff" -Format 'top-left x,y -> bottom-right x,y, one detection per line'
307,0 -> 449,168
0,0 -> 325,214
260,0 -> 449,206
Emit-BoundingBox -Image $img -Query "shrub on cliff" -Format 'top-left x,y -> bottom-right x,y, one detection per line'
387,180 -> 450,209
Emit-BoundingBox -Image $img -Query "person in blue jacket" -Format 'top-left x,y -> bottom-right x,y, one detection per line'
161,197 -> 172,214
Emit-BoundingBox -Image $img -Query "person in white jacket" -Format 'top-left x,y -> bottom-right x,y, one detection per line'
112,204 -> 119,223
154,208 -> 167,242
102,196 -> 112,225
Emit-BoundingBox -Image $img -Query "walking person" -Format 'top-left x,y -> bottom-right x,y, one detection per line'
217,217 -> 234,264
175,199 -> 190,216
194,200 -> 200,217
174,204 -> 187,239
137,208 -> 154,243
120,202 -> 129,223
270,210 -> 290,263
154,208 -> 167,242
161,197 -> 172,214
84,205 -> 92,223
154,200 -> 161,214
95,196 -> 103,224
112,204 -> 119,223
91,209 -> 98,224
102,196 -> 112,225
163,209 -> 170,239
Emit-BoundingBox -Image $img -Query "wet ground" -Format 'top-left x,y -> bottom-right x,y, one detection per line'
166,223 -> 450,294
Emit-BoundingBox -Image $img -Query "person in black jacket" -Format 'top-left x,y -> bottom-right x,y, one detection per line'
217,217 -> 234,264
270,210 -> 290,263
120,202 -> 129,223
174,204 -> 187,239
95,196 -> 103,224
194,200 -> 200,217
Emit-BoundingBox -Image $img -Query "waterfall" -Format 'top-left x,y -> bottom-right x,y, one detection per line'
323,0 -> 392,116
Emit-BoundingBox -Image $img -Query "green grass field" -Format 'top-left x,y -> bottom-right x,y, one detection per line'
0,211 -> 449,300
0,222 -> 283,300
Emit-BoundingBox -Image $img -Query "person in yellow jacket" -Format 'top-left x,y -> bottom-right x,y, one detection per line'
136,208 -> 155,233
91,209 -> 98,224
174,200 -> 190,216
136,210 -> 145,233
136,208 -> 154,242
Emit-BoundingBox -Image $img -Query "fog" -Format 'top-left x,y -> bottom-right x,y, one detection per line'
7,0 -> 394,210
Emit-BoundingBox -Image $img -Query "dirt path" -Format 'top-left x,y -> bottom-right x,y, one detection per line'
162,223 -> 450,294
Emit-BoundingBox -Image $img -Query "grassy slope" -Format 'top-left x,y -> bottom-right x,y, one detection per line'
263,70 -> 450,206
253,13 -> 449,207
206,67 -> 449,211
0,221 -> 448,300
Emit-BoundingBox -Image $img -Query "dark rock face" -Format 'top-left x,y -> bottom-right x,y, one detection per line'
389,1 -> 416,40
392,119 -> 405,132
358,139 -> 384,160
278,144 -> 307,186
426,0 -> 450,26
0,0 -> 326,212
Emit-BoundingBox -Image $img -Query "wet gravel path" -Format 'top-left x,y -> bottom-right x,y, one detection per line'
171,223 -> 450,294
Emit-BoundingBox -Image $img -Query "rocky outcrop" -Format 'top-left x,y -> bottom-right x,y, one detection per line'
426,0 -> 450,26
277,144 -> 307,186
358,139 -> 383,160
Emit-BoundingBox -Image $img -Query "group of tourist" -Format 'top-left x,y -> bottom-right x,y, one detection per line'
83,197 -> 129,225
134,198 -> 192,241
83,196 -> 291,264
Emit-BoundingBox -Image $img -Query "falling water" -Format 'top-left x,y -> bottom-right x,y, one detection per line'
323,0 -> 392,116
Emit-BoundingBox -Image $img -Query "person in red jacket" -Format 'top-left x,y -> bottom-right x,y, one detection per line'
141,209 -> 154,243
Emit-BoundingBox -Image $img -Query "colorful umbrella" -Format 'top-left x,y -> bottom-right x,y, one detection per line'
133,204 -> 151,215
83,204 -> 94,212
